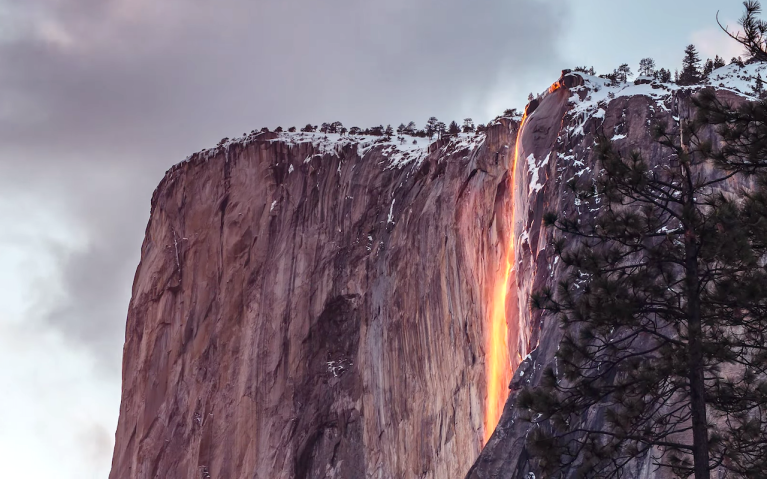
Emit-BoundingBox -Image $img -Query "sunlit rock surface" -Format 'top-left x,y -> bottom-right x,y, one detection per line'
110,62 -> 766,479
109,124 -> 519,479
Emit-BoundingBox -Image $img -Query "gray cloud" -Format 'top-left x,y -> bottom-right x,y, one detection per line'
0,0 -> 568,372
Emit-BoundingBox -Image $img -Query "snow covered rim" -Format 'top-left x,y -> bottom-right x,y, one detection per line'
563,62 -> 767,139
173,127 -> 490,175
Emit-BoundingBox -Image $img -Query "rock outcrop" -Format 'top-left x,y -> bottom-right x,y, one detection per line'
111,61 -> 767,479
467,64 -> 762,479
109,123 -> 520,478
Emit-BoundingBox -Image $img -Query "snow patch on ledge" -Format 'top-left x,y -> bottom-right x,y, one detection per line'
527,153 -> 549,195
178,130 -> 488,172
549,62 -> 767,173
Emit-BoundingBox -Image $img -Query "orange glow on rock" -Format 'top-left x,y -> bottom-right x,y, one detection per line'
548,81 -> 562,93
484,114 -> 527,444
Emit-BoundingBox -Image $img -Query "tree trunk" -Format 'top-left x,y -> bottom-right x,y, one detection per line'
683,163 -> 710,479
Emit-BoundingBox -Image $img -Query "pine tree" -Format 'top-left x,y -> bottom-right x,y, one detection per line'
426,117 -> 439,139
521,93 -> 767,478
574,66 -> 597,76
385,124 -> 394,137
604,72 -> 618,83
679,44 -> 703,85
655,68 -> 672,83
702,58 -> 715,79
753,72 -> 765,98
448,120 -> 460,136
435,121 -> 447,140
713,55 -> 726,69
638,58 -> 656,77
462,118 -> 475,133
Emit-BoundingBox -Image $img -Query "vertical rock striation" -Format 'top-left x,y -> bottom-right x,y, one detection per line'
110,124 -> 519,478
112,62 -> 767,479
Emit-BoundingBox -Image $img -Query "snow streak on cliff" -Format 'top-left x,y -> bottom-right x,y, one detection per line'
470,62 -> 767,479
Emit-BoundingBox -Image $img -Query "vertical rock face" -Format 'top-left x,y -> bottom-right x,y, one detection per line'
110,124 -> 519,479
468,65 -> 759,478
112,62 -> 765,479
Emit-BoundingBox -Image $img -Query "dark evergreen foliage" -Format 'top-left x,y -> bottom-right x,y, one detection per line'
639,58 -> 657,77
714,55 -> 726,69
426,116 -> 439,139
369,125 -> 384,136
702,58 -> 715,79
753,73 -> 765,98
679,44 -> 703,85
656,68 -> 673,83
435,121 -> 447,140
520,91 -> 767,478
575,66 -> 597,76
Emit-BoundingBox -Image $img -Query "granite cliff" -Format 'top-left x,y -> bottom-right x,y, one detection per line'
110,63 -> 765,479
109,118 -> 520,478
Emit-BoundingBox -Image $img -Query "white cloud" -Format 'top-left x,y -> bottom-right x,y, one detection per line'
36,18 -> 75,49
0,195 -> 118,478
691,24 -> 746,62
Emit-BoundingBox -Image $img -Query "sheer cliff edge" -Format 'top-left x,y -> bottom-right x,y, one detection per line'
110,63 -> 764,479
109,118 -> 518,478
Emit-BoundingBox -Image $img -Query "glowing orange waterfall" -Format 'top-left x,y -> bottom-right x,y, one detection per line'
484,114 -> 527,444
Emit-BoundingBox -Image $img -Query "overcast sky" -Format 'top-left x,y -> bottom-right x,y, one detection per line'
0,0 -> 748,476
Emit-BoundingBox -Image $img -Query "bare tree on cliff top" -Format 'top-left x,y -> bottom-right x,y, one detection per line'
719,0 -> 767,62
